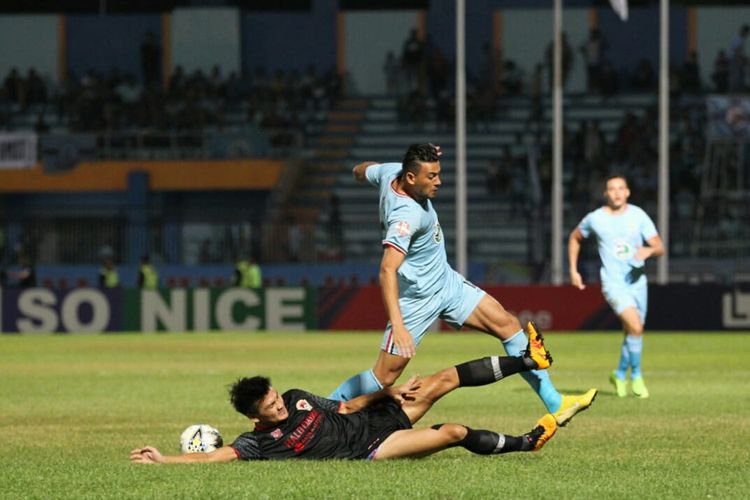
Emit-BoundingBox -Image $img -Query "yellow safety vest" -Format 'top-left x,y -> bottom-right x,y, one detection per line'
100,267 -> 120,288
236,261 -> 262,288
140,264 -> 158,289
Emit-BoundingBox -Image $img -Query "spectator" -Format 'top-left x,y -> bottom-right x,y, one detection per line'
140,31 -> 161,87
99,256 -> 120,288
138,254 -> 159,289
729,24 -> 749,92
680,50 -> 702,93
401,28 -> 425,93
712,50 -> 730,93
545,32 -> 574,91
580,28 -> 606,93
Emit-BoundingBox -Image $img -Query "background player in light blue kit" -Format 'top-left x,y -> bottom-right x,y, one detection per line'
329,143 -> 596,427
568,174 -> 665,398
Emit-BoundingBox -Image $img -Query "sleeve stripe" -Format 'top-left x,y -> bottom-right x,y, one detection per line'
230,446 -> 241,459
383,241 -> 407,255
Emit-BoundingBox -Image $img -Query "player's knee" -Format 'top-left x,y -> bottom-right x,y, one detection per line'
438,423 -> 468,444
378,371 -> 399,387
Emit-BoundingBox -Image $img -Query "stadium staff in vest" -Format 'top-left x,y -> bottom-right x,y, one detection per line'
234,255 -> 262,288
138,254 -> 159,289
99,256 -> 120,288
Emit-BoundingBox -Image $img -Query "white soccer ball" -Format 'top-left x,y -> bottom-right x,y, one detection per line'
179,424 -> 223,454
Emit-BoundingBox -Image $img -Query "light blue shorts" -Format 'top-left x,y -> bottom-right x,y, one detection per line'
602,276 -> 648,323
380,270 -> 485,355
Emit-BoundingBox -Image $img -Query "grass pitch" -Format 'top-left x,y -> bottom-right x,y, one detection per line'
1,331 -> 749,499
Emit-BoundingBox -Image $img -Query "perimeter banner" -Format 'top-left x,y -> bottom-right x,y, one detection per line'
1,284 -> 748,333
0,287 -> 316,333
317,284 -> 750,332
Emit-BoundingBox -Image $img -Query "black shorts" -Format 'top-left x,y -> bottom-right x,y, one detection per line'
358,399 -> 412,459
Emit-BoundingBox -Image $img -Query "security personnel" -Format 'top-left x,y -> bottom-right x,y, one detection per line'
99,257 -> 120,288
234,255 -> 261,288
138,254 -> 159,289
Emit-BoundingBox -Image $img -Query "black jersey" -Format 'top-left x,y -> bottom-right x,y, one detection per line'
230,389 -> 411,460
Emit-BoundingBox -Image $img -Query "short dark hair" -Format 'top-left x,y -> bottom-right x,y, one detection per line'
605,173 -> 629,187
402,143 -> 440,176
229,376 -> 271,416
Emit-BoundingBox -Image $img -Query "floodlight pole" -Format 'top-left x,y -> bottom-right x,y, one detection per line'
657,0 -> 670,284
551,0 -> 564,285
455,0 -> 468,276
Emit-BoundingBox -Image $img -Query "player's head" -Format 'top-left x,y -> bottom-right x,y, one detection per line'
229,376 -> 288,423
401,143 -> 441,202
603,174 -> 630,209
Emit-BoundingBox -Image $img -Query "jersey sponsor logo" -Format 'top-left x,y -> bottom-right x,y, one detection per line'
296,399 -> 313,411
284,409 -> 323,453
396,220 -> 411,237
433,223 -> 442,243
613,238 -> 634,260
270,428 -> 283,440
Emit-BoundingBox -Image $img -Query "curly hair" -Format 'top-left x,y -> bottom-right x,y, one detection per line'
402,143 -> 440,176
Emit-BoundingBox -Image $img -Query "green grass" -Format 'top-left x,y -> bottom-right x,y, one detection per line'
1,331 -> 749,499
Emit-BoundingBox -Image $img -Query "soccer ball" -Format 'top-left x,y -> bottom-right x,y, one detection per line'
179,424 -> 223,454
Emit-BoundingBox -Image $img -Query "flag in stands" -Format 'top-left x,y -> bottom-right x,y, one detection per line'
609,0 -> 628,21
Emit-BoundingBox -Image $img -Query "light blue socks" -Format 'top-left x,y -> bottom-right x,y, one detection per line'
625,334 -> 643,378
502,329 -> 562,413
328,369 -> 383,401
615,337 -> 630,380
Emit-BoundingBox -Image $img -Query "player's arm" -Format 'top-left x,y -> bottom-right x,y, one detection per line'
635,234 -> 665,261
380,245 -> 415,357
130,445 -> 238,464
353,161 -> 379,183
338,375 -> 421,414
568,227 -> 586,290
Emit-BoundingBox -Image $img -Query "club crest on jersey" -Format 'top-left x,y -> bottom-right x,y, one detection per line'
396,220 -> 411,237
296,399 -> 313,411
270,428 -> 283,440
433,223 -> 442,243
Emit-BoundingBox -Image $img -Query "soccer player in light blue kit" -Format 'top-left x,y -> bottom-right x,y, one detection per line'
329,143 -> 596,426
568,174 -> 665,398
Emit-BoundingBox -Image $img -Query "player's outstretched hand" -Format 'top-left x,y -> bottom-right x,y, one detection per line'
130,446 -> 162,464
391,374 -> 422,404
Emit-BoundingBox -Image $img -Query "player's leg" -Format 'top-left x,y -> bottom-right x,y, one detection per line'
606,282 -> 648,398
328,297 -> 440,401
399,336 -> 551,425
457,290 -> 596,425
372,416 -> 557,460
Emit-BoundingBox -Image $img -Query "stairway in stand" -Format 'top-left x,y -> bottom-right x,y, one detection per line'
283,97 -> 369,261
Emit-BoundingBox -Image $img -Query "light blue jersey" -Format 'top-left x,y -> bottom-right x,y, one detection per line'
578,204 -> 658,285
366,162 -> 450,300
365,162 -> 484,353
577,204 -> 658,320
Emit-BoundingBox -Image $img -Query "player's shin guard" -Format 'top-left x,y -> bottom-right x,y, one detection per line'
625,334 -> 643,378
431,424 -> 527,454
455,356 -> 527,387
502,329 -> 562,413
328,369 -> 383,401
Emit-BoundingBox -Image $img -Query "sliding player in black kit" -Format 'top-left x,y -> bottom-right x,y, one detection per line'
131,324 -> 558,463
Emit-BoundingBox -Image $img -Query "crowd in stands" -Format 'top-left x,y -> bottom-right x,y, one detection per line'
0,62 -> 344,152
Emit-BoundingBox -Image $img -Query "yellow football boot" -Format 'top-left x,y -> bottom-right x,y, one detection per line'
553,388 -> 598,426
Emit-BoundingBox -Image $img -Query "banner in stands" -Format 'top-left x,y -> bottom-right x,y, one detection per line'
0,132 -> 37,169
0,287 -> 315,333
2,285 -> 749,333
